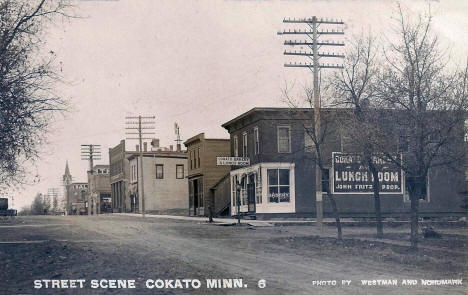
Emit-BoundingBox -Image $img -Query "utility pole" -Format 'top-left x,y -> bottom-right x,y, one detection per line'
126,115 -> 156,218
279,16 -> 345,232
81,144 -> 101,216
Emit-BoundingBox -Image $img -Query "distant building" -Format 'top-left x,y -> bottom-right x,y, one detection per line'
62,161 -> 88,215
184,133 -> 231,216
127,147 -> 188,215
109,140 -> 136,213
87,164 -> 112,214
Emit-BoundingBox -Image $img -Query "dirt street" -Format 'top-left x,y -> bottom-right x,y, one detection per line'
0,215 -> 466,295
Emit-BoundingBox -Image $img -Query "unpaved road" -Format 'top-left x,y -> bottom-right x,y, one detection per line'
0,215 -> 466,295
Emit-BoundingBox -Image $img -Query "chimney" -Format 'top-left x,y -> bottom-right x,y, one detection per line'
143,142 -> 148,152
136,145 -> 139,152
177,144 -> 181,152
169,145 -> 173,151
151,138 -> 160,149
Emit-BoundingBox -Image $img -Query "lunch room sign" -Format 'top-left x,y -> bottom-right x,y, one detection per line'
332,152 -> 404,194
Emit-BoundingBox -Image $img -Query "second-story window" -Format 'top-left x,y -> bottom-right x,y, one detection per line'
254,127 -> 259,155
277,126 -> 291,153
198,147 -> 201,168
176,164 -> 184,179
304,126 -> 314,153
242,132 -> 248,157
233,136 -> 239,157
189,151 -> 193,170
156,164 -> 164,179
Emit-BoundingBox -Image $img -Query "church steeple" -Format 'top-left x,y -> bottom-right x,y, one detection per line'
63,160 -> 72,184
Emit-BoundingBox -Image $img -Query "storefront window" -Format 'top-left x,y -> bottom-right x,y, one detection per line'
256,170 -> 262,204
267,169 -> 290,203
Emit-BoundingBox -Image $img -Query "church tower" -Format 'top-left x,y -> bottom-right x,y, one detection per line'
62,161 -> 73,214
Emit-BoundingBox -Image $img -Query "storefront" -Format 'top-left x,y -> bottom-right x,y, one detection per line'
230,163 -> 295,215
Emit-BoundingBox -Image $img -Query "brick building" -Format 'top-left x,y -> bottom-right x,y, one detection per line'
62,161 -> 88,215
184,133 -> 231,216
222,107 -> 467,218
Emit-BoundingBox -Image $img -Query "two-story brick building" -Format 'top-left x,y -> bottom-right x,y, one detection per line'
184,133 -> 231,216
222,107 -> 467,218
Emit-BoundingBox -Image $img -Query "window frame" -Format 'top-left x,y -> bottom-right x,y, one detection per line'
267,168 -> 290,203
404,174 -> 430,203
155,164 -> 164,179
242,132 -> 248,157
304,125 -> 315,153
277,126 -> 291,153
254,127 -> 259,155
176,164 -> 184,179
233,136 -> 239,157
464,119 -> 468,142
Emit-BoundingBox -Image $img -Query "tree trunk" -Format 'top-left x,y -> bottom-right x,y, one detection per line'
325,186 -> 342,241
409,189 -> 420,250
368,162 -> 383,238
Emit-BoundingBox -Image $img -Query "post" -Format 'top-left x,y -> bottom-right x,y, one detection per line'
236,180 -> 241,225
88,145 -> 94,216
138,115 -> 146,218
312,16 -> 323,232
125,115 -> 155,218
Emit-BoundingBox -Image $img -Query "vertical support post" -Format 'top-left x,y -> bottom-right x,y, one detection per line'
236,180 -> 241,225
312,16 -> 323,232
88,145 -> 94,216
138,115 -> 146,218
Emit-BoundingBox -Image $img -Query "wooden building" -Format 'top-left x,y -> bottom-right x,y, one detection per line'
184,133 -> 231,216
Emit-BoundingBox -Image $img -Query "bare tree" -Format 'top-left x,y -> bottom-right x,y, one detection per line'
0,0 -> 72,190
373,6 -> 467,249
327,34 -> 387,238
283,86 -> 343,241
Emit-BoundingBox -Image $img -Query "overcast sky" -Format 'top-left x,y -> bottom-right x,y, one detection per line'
8,0 -> 468,209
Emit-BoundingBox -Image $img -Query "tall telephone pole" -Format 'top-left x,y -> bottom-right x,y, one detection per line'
279,16 -> 345,232
126,115 -> 155,218
81,144 -> 101,215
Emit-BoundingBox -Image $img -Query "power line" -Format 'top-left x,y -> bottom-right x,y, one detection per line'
81,144 -> 101,216
279,15 -> 345,232
125,115 -> 155,218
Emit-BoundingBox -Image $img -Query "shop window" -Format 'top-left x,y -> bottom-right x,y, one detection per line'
277,126 -> 291,153
254,127 -> 259,155
255,171 -> 262,204
176,164 -> 184,179
231,175 -> 238,208
267,169 -> 290,203
156,164 -> 164,179
304,126 -> 314,153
